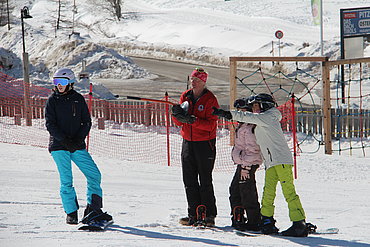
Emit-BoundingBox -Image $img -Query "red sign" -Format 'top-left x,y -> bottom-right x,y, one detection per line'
344,12 -> 357,19
275,30 -> 284,39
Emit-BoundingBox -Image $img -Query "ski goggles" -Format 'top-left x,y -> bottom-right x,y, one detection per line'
53,78 -> 70,86
195,67 -> 206,73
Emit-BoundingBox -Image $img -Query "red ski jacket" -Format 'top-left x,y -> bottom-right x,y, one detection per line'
172,89 -> 219,141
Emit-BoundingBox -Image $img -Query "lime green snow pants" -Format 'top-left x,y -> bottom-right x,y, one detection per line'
261,164 -> 306,222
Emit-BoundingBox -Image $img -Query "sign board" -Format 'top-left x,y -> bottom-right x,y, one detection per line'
344,36 -> 364,59
275,30 -> 284,39
341,7 -> 370,37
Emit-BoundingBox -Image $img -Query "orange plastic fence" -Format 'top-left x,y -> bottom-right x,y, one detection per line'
0,72 -> 295,173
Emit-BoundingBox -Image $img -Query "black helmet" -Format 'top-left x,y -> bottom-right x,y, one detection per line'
247,93 -> 275,112
234,97 -> 251,111
234,98 -> 248,108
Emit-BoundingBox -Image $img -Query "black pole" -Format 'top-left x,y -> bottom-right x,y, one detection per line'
6,0 -> 10,30
339,9 -> 345,104
187,75 -> 189,90
21,12 -> 26,53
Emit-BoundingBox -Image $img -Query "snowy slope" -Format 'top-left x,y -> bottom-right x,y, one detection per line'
2,0 -> 370,78
0,141 -> 370,247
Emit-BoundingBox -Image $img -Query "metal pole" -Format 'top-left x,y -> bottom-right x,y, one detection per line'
320,0 -> 324,56
165,92 -> 171,166
21,16 -> 26,53
6,0 -> 10,30
22,52 -> 32,126
291,94 -> 298,179
339,9 -> 345,104
21,7 -> 32,126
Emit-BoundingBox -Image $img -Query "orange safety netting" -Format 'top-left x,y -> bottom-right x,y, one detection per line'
0,71 -> 296,173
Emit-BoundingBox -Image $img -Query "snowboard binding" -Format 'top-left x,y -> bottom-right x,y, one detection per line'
306,222 -> 317,234
194,205 -> 207,227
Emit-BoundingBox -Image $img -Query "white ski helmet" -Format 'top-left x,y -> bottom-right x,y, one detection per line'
53,68 -> 77,84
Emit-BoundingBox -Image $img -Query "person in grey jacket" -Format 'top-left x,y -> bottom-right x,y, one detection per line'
212,93 -> 308,237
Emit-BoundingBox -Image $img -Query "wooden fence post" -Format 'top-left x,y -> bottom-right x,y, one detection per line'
144,102 -> 151,126
322,60 -> 332,154
229,58 -> 237,146
98,117 -> 105,130
14,114 -> 21,125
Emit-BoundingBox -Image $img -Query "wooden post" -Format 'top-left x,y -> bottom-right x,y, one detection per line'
229,58 -> 237,146
98,117 -> 105,130
144,102 -> 151,126
322,60 -> 332,154
14,114 -> 22,126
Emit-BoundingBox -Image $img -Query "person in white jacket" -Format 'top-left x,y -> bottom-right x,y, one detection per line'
213,93 -> 308,237
229,98 -> 263,232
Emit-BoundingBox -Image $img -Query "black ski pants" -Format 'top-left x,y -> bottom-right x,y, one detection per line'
229,164 -> 260,225
181,138 -> 217,217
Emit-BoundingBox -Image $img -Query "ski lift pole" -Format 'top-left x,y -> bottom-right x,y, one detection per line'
291,94 -> 298,179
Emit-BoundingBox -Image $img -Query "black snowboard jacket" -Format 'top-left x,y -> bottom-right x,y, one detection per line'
45,89 -> 91,152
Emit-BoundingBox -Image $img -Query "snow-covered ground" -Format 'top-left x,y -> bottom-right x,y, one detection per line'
1,1 -> 370,246
0,141 -> 370,247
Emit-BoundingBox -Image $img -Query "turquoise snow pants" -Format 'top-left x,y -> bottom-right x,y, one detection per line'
261,164 -> 306,222
51,149 -> 102,214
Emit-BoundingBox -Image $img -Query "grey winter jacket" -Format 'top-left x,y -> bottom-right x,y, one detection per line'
230,107 -> 293,170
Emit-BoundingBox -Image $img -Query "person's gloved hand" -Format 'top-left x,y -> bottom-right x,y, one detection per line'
212,107 -> 232,120
171,104 -> 185,115
240,165 -> 251,180
61,138 -> 79,153
173,114 -> 196,124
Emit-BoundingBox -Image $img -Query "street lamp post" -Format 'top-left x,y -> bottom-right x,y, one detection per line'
21,6 -> 32,126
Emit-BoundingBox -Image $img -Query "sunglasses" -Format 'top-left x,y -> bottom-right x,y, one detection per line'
195,67 -> 206,73
53,78 -> 70,86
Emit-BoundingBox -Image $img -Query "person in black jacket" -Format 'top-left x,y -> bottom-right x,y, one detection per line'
45,68 -> 112,225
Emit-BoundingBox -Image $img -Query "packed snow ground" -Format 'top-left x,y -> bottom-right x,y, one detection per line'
1,1 -> 370,246
0,141 -> 370,247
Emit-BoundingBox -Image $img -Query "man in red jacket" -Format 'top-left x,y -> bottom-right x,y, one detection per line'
171,67 -> 220,227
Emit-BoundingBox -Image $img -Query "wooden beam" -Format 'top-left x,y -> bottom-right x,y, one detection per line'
229,56 -> 328,62
322,61 -> 332,154
326,57 -> 370,66
229,59 -> 237,146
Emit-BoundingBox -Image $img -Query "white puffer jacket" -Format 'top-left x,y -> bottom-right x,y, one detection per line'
231,123 -> 262,166
231,107 -> 293,170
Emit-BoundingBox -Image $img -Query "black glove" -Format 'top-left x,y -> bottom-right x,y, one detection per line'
212,107 -> 232,120
173,113 -> 196,124
61,138 -> 79,153
171,104 -> 185,115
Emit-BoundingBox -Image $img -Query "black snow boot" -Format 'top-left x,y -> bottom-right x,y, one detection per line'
260,216 -> 279,235
66,210 -> 78,225
179,216 -> 195,226
281,220 -> 308,237
81,210 -> 112,224
231,206 -> 247,230
205,216 -> 215,227
83,204 -> 93,218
